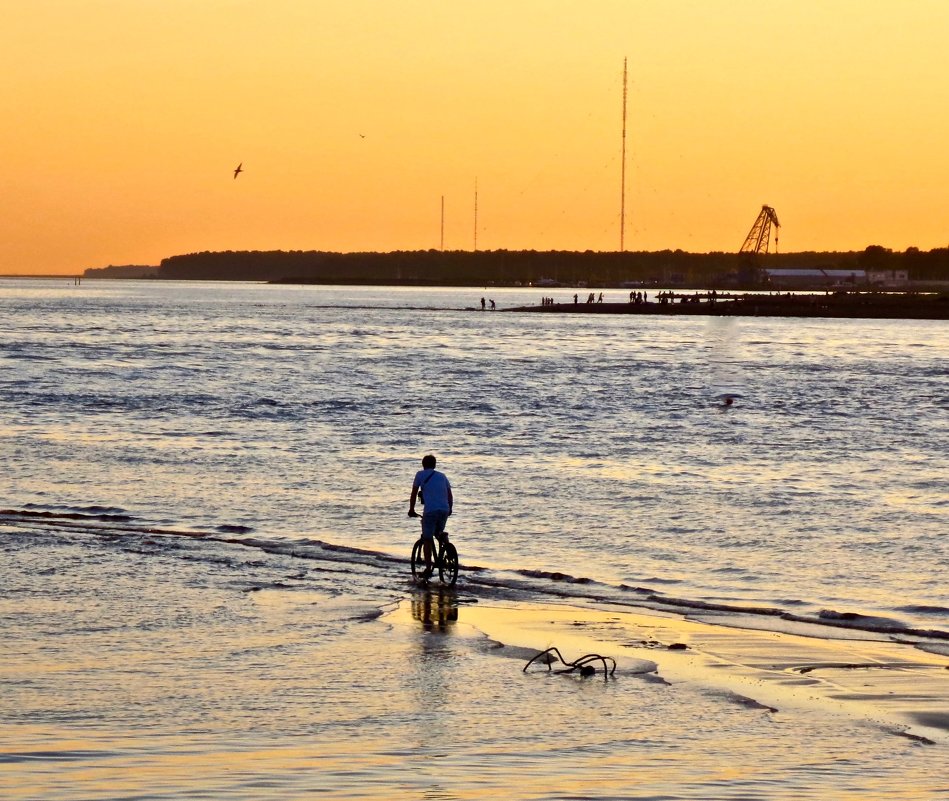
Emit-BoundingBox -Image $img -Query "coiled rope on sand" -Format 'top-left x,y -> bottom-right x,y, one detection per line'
523,647 -> 616,678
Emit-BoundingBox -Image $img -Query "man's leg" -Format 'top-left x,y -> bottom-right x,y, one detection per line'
420,515 -> 435,577
422,538 -> 432,572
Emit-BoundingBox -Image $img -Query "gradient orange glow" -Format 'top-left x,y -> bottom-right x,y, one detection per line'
3,1 -> 948,274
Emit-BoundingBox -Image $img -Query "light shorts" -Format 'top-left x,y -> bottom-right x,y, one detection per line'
420,510 -> 449,540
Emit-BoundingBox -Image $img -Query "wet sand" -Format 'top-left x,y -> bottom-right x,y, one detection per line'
397,598 -> 949,746
4,520 -> 948,800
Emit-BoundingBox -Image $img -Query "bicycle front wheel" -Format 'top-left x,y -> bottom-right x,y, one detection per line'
439,542 -> 459,586
410,538 -> 426,582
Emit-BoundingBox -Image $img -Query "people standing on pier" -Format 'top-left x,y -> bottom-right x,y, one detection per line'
490,299 -> 496,310
597,292 -> 603,303
481,297 -> 486,310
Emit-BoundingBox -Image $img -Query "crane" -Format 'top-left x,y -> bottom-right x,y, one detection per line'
740,205 -> 780,254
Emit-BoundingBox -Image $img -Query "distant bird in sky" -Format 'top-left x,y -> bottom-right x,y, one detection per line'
233,162 -> 243,179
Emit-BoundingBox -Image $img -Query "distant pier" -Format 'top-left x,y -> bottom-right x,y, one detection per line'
504,291 -> 949,320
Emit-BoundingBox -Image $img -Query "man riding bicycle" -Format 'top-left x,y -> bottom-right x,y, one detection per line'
408,454 -> 453,581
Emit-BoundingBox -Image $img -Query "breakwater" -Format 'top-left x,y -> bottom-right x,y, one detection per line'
506,291 -> 949,320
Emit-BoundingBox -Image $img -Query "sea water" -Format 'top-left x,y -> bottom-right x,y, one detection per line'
1,279 -> 947,799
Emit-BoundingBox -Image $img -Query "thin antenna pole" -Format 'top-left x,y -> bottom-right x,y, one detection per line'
440,195 -> 445,250
620,57 -> 628,252
473,178 -> 479,252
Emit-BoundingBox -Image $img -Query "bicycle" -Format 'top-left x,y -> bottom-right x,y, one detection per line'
410,528 -> 459,586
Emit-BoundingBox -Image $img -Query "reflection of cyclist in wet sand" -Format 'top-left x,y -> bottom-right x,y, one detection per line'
411,588 -> 458,631
408,454 -> 453,581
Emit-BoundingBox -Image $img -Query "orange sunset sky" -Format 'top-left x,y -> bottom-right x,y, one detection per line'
3,1 -> 948,275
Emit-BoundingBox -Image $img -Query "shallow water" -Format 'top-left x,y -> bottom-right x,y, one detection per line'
3,519 -> 947,800
1,280 -> 945,627
1,279 -> 947,798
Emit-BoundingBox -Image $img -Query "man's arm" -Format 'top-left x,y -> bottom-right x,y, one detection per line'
447,484 -> 453,516
408,483 -> 420,517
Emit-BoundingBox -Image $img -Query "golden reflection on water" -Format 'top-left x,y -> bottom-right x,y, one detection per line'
410,588 -> 459,633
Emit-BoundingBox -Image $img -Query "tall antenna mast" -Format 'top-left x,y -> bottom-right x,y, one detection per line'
473,178 -> 479,252
620,57 -> 628,252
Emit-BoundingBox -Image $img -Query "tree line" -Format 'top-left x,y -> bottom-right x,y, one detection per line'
86,245 -> 949,287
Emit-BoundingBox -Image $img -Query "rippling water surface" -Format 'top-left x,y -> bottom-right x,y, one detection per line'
2,280 -> 946,624
1,279 -> 947,799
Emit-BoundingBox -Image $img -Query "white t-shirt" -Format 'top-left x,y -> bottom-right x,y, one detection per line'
414,468 -> 452,513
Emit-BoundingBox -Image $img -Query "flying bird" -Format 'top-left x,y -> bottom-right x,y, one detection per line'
233,162 -> 243,179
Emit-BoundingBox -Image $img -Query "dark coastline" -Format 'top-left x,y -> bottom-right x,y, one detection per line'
83,246 -> 949,288
505,292 -> 949,320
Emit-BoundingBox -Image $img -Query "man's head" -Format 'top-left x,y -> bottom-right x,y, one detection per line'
422,454 -> 436,469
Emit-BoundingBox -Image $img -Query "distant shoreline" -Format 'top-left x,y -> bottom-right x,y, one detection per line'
74,246 -> 949,289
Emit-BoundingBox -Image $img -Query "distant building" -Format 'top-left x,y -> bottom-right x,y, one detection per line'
763,268 -> 867,288
867,269 -> 909,287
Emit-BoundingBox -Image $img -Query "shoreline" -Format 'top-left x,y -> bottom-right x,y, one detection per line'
391,595 -> 949,746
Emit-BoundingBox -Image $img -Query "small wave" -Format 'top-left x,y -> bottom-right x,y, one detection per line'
309,399 -> 363,410
351,608 -> 386,623
7,508 -> 135,524
517,568 -> 594,584
8,511 -> 949,645
216,524 -> 255,535
23,503 -> 129,516
779,610 -> 949,641
244,580 -> 302,592
894,605 -> 949,616
618,584 -> 659,594
647,594 -> 784,617
818,609 -> 906,628
155,430 -> 228,439
0,349 -> 59,362
0,749 -> 107,764
702,689 -> 777,714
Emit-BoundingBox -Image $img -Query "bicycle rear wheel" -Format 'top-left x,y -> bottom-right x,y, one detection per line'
410,538 -> 427,582
438,542 -> 459,586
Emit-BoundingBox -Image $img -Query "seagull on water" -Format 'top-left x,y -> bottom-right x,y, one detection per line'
233,162 -> 243,179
